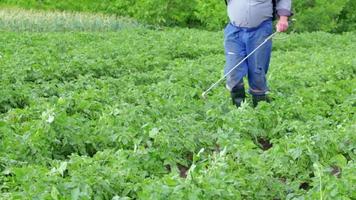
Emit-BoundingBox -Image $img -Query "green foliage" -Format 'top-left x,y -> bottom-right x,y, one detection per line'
336,0 -> 356,32
0,27 -> 355,199
194,0 -> 226,30
292,0 -> 350,32
132,0 -> 196,26
1,0 -> 356,32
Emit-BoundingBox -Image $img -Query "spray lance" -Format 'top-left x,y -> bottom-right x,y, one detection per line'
201,31 -> 278,99
201,17 -> 295,99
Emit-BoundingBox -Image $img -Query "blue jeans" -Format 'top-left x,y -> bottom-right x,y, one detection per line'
224,19 -> 273,95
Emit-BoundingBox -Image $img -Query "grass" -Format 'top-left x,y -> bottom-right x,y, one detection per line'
0,7 -> 141,32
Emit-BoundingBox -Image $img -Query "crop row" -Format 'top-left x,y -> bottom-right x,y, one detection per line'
0,29 -> 355,199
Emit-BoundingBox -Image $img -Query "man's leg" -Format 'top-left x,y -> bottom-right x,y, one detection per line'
224,23 -> 248,107
245,20 -> 273,107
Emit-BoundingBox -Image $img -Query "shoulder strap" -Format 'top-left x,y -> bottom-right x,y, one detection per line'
272,0 -> 277,20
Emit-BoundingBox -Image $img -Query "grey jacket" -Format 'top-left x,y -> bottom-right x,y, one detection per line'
227,0 -> 292,28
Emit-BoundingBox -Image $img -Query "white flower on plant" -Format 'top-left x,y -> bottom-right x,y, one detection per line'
42,108 -> 55,124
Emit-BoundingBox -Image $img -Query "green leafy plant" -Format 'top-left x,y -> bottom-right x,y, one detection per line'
0,12 -> 355,199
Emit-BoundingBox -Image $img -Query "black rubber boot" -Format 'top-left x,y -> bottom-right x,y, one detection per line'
231,84 -> 245,108
252,94 -> 270,107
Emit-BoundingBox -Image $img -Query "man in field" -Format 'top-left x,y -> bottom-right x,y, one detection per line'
224,0 -> 292,107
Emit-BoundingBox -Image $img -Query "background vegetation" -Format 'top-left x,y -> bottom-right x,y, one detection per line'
0,8 -> 140,32
0,0 -> 355,32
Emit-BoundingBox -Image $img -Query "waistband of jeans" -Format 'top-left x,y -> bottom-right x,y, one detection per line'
230,18 -> 272,31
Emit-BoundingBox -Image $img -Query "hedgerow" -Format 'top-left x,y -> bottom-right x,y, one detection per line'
0,0 -> 355,32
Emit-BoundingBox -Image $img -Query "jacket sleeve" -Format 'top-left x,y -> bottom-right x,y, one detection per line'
276,0 -> 292,17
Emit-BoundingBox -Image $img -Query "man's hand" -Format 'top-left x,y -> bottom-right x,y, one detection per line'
276,16 -> 289,32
